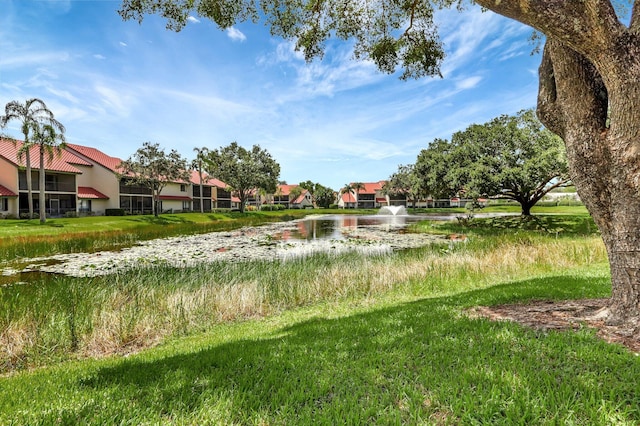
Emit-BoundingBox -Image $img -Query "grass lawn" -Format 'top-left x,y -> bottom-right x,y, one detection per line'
1,209 -> 639,424
2,262 -> 639,424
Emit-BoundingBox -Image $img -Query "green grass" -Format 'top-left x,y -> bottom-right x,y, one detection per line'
2,264 -> 638,424
0,220 -> 607,372
412,210 -> 598,238
0,211 -> 313,261
2,209 -> 638,424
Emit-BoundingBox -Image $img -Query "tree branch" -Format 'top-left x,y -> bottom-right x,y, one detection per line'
631,1 -> 640,33
537,42 -> 565,138
475,0 -> 623,58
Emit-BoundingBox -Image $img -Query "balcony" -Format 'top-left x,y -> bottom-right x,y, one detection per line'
18,172 -> 76,193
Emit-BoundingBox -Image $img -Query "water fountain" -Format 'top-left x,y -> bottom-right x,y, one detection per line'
378,205 -> 408,216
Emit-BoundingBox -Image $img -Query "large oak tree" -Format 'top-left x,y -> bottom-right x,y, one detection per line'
416,109 -> 570,216
118,0 -> 640,325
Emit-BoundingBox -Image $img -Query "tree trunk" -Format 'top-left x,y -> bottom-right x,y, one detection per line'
39,147 -> 46,224
25,152 -> 34,220
520,202 -> 532,217
200,182 -> 204,213
537,39 -> 640,326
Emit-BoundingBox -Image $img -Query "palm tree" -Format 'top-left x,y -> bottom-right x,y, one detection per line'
352,182 -> 366,209
340,183 -> 355,209
0,99 -> 63,219
192,147 -> 209,213
29,122 -> 66,223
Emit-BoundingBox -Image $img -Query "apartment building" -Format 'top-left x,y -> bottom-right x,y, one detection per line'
0,139 -> 230,217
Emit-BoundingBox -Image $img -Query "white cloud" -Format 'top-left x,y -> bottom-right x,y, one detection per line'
226,27 -> 246,42
187,16 -> 200,24
266,41 -> 381,102
0,51 -> 70,68
45,87 -> 79,104
93,54 -> 106,60
455,76 -> 482,90
94,85 -> 135,116
119,42 -> 127,47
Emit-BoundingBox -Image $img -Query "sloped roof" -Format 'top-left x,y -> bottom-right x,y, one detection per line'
341,192 -> 356,203
350,181 -> 386,195
276,184 -> 311,204
65,143 -> 123,172
209,178 -> 228,189
190,170 -> 226,188
77,186 -> 109,200
0,184 -> 17,197
291,190 -> 311,205
0,138 -> 90,174
277,184 -> 298,196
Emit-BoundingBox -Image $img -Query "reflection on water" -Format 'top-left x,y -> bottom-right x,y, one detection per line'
0,270 -> 56,287
0,259 -> 65,287
273,214 -> 426,242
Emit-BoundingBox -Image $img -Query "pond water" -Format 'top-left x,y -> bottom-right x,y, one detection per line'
272,213 -> 439,242
0,212 -> 469,286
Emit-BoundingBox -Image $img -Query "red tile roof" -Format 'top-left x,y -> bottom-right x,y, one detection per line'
349,181 -> 386,194
291,192 -> 308,204
0,184 -> 17,197
77,186 -> 109,200
277,184 -> 297,196
0,138 -> 90,174
64,143 -> 123,172
341,192 -> 356,203
190,170 -> 226,188
209,178 -> 228,189
276,184 -> 311,204
190,170 -> 206,186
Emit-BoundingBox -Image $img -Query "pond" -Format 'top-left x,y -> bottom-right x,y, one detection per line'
0,212 -> 466,282
271,214 -> 431,242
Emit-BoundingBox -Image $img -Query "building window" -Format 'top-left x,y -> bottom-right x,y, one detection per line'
180,184 -> 187,192
182,201 -> 191,210
1,198 -> 7,211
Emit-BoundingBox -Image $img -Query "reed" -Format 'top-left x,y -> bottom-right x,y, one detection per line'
0,212 -> 305,262
0,231 -> 606,373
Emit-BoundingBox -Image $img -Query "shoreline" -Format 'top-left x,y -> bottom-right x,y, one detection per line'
3,218 -> 445,278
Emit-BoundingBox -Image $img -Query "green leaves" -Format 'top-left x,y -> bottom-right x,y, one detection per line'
415,110 -> 570,214
119,0 -> 462,78
117,141 -> 191,215
204,142 -> 280,212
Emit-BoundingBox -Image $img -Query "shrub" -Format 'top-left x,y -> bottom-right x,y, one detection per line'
105,209 -> 126,216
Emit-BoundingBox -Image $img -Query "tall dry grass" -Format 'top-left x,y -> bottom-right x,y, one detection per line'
0,235 -> 607,373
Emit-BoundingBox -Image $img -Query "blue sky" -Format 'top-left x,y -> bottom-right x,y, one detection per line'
0,0 -> 540,190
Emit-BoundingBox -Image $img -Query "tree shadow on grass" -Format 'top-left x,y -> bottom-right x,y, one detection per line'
12,275 -> 639,424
